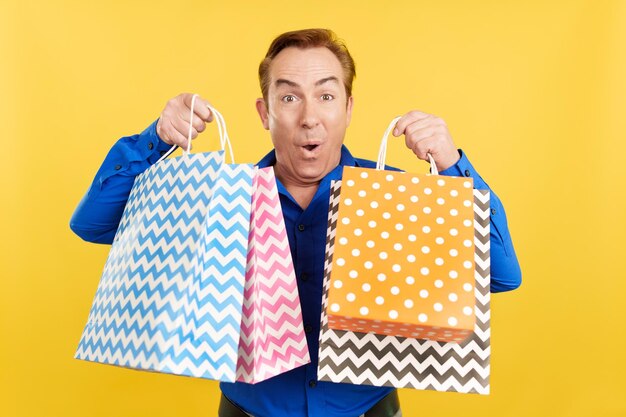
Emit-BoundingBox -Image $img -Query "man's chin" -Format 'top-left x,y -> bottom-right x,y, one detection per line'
294,164 -> 331,183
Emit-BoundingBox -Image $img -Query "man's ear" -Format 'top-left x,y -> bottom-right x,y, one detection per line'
346,96 -> 354,127
256,98 -> 270,130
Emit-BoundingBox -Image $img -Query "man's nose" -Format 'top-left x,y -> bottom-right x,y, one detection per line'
300,100 -> 320,129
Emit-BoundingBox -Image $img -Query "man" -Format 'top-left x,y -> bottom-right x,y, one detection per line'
71,28 -> 521,417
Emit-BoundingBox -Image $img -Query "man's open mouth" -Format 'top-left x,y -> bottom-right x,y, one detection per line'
303,144 -> 319,151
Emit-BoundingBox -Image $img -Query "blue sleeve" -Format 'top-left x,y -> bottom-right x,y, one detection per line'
439,150 -> 522,293
69,119 -> 174,244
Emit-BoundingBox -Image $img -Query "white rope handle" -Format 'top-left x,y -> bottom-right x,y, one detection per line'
376,117 -> 439,175
376,116 -> 401,171
157,94 -> 235,164
207,103 -> 235,164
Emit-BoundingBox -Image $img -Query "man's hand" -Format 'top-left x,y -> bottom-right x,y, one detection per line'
156,93 -> 214,148
393,110 -> 460,171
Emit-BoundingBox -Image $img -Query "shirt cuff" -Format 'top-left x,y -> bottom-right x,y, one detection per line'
439,149 -> 489,189
142,119 -> 175,163
95,119 -> 174,189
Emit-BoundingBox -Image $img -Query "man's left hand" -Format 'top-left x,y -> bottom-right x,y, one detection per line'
393,110 -> 460,171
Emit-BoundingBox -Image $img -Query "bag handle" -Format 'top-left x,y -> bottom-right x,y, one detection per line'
157,94 -> 235,163
376,116 -> 438,175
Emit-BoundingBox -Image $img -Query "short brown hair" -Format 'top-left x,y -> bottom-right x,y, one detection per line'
259,28 -> 356,104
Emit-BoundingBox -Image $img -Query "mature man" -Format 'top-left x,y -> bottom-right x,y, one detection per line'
71,29 -> 521,417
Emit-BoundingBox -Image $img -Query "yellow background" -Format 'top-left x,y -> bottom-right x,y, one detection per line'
2,1 -> 625,416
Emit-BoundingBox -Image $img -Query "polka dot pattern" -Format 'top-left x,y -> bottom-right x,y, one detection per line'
326,167 -> 476,341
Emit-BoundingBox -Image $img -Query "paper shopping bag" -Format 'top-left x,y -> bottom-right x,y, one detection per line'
236,167 -> 310,383
75,103 -> 255,382
318,180 -> 492,394
325,165 -> 476,342
325,116 -> 476,342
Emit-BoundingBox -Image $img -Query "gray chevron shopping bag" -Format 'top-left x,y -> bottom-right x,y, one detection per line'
317,118 -> 492,394
75,101 -> 255,382
318,182 -> 491,394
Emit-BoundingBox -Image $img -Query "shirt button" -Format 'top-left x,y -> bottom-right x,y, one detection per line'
464,169 -> 471,177
298,224 -> 305,231
114,165 -> 122,170
148,142 -> 154,150
309,380 -> 317,388
160,150 -> 167,156
491,208 -> 497,215
304,324 -> 313,333
300,273 -> 309,282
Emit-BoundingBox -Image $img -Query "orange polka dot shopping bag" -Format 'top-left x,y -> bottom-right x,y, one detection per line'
317,117 -> 492,394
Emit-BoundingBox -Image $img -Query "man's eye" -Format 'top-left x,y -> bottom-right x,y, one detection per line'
282,95 -> 297,103
321,94 -> 334,101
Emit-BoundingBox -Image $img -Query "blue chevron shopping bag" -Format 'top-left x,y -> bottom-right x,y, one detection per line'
75,99 -> 255,382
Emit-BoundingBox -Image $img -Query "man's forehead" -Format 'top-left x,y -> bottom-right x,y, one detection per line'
269,46 -> 344,86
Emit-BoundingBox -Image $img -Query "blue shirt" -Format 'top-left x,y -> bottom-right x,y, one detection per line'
71,120 -> 521,417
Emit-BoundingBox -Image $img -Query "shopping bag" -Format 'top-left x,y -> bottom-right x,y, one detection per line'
236,167 -> 311,383
75,98 -> 254,382
317,118 -> 492,394
318,181 -> 491,394
325,118 -> 476,342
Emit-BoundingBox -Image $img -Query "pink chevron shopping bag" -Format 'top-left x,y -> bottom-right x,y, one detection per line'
235,167 -> 311,383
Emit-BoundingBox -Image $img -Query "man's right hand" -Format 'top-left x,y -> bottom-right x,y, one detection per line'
156,93 -> 214,149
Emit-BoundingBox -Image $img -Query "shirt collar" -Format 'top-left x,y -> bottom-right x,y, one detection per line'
256,144 -> 359,168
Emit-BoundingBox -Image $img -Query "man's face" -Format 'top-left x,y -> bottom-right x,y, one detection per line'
256,46 -> 353,185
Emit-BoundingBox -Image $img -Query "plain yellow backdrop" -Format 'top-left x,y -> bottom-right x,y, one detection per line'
2,1 -> 625,416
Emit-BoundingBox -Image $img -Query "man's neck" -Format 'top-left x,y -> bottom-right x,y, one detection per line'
285,182 -> 319,210
273,164 -> 322,210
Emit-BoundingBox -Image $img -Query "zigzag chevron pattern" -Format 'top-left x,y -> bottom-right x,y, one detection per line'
236,167 -> 310,383
75,152 -> 256,382
317,183 -> 491,394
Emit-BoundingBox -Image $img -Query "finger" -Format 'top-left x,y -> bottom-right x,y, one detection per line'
403,115 -> 438,137
404,126 -> 436,149
170,117 -> 200,142
166,119 -> 194,149
415,137 -> 456,171
183,94 -> 214,122
393,110 -> 431,137
181,111 -> 207,133
409,135 -> 439,161
195,97 -> 214,123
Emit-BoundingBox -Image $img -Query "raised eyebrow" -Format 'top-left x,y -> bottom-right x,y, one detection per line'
274,77 -> 339,89
275,79 -> 299,88
315,76 -> 340,87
